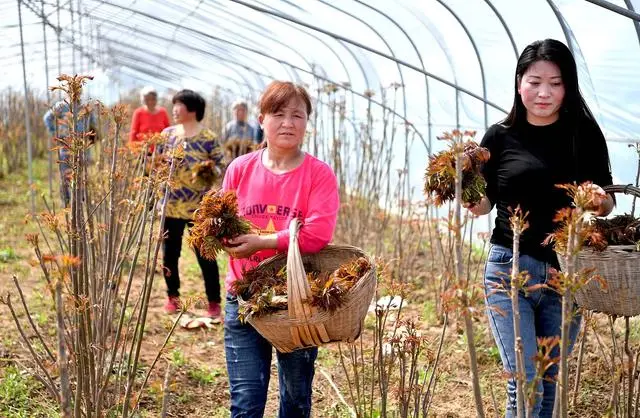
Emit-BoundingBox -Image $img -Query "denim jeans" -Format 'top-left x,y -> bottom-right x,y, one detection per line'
58,148 -> 72,207
224,295 -> 318,417
483,244 -> 582,418
57,146 -> 93,207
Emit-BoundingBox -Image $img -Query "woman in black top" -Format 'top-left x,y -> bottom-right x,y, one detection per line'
468,39 -> 614,417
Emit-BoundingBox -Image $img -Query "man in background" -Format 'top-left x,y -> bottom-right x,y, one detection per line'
44,99 -> 97,207
221,100 -> 260,161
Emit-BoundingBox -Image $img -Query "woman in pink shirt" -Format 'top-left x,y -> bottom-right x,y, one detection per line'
129,86 -> 170,144
222,81 -> 339,417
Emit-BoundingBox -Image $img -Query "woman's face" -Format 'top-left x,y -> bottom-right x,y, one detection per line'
234,105 -> 247,122
172,101 -> 195,124
259,98 -> 308,149
518,60 -> 565,125
143,93 -> 157,109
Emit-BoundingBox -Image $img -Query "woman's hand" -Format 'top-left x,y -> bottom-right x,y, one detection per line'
580,183 -> 614,216
223,234 -> 277,259
464,196 -> 492,216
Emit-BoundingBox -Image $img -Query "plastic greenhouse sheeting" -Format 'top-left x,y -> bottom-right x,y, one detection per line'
3,0 -> 640,209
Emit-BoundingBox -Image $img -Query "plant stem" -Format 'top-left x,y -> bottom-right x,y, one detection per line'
511,224 -> 526,418
454,138 -> 485,418
571,318 -> 588,408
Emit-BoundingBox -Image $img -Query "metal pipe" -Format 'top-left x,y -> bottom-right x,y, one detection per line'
78,19 -> 265,95
77,0 -> 83,72
585,0 -> 640,21
252,1 -> 364,89
436,0 -> 489,129
351,0 -> 431,153
136,0 -> 305,83
17,0 -> 36,214
69,0 -> 75,73
546,0 -> 602,116
24,1 -> 266,97
32,0 -> 428,147
90,0 -> 302,85
623,0 -> 640,45
230,0 -> 508,114
41,0 -> 53,199
317,0 -> 409,130
195,1 -> 310,83
56,0 -> 62,92
484,0 -> 519,58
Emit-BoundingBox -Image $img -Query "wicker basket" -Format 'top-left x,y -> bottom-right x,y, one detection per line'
238,218 -> 377,353
557,184 -> 640,317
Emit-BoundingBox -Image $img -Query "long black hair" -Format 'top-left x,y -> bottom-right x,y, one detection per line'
502,39 -> 611,180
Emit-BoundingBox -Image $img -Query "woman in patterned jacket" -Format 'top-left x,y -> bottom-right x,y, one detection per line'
160,89 -> 224,319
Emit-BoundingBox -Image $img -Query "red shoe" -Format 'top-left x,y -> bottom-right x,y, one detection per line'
164,296 -> 181,314
207,301 -> 222,319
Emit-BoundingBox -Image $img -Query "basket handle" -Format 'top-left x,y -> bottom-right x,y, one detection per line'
285,218 -> 330,347
603,184 -> 640,198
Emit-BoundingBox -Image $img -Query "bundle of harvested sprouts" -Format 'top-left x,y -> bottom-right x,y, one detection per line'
191,160 -> 219,186
223,138 -> 257,161
589,214 -> 640,251
544,184 -> 640,253
234,257 -> 372,322
188,189 -> 254,260
424,140 -> 490,206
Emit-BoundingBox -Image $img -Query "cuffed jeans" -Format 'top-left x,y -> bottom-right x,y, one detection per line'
484,244 -> 581,418
224,295 -> 317,417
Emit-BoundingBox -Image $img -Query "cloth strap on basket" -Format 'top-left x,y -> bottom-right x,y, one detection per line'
286,218 -> 331,346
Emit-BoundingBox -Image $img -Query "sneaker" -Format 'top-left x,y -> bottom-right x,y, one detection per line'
207,301 -> 222,319
164,296 -> 181,314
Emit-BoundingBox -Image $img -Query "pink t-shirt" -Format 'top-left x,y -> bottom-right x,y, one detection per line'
222,149 -> 339,292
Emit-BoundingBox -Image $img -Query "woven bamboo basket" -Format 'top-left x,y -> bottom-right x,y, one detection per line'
557,184 -> 640,317
238,218 -> 377,353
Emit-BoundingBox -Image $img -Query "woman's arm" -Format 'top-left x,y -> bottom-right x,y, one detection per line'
275,166 -> 339,254
597,193 -> 614,216
161,108 -> 171,130
129,108 -> 140,142
579,118 -> 615,208
43,109 -> 56,136
465,196 -> 492,216
464,126 -> 499,216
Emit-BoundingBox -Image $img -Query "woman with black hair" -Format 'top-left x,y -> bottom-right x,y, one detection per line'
160,89 -> 224,319
468,39 -> 614,417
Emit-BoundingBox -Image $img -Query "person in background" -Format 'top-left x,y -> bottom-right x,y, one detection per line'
160,89 -> 224,320
221,81 -> 339,417
129,86 -> 170,148
221,99 -> 259,161
44,99 -> 97,207
468,39 -> 614,417
251,104 -> 265,145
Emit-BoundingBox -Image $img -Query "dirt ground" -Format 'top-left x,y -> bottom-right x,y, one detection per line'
0,160 -> 633,417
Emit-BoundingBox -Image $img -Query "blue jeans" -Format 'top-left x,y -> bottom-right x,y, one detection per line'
224,295 -> 318,417
58,146 -> 92,207
58,147 -> 72,207
483,244 -> 582,418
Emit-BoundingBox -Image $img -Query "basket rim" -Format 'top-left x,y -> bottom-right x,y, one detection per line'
237,266 -> 377,325
577,244 -> 638,252
236,245 -> 376,322
603,184 -> 640,198
251,243 -> 368,270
